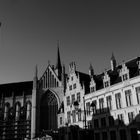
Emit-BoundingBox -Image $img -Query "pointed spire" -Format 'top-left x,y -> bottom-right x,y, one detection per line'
55,40 -> 62,80
33,65 -> 38,89
35,65 -> 38,79
110,52 -> 116,71
55,40 -> 62,70
89,63 -> 94,77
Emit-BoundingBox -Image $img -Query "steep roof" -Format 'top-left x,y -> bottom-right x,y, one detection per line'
75,71 -> 91,94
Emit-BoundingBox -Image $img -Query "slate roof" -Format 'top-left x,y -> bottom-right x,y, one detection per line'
75,71 -> 91,94
0,81 -> 33,97
92,57 -> 140,91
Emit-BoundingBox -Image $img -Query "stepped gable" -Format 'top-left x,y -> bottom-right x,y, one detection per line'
92,57 -> 140,91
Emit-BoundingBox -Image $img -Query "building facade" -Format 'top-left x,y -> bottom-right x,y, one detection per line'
62,54 -> 140,140
85,55 -> 140,140
0,46 -> 66,140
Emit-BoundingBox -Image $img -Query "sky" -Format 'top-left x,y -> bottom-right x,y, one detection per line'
0,0 -> 140,84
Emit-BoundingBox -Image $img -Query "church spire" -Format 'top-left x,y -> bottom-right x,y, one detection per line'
55,40 -> 62,70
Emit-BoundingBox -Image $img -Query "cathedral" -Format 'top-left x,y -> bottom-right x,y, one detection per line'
0,45 -> 66,140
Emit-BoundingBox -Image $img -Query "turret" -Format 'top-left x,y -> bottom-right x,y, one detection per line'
111,53 -> 117,71
89,63 -> 94,77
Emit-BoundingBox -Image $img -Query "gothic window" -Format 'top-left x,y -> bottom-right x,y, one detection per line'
128,112 -> 134,123
15,102 -> 21,121
26,101 -> 31,120
99,98 -> 104,111
106,96 -> 112,110
125,90 -> 132,106
4,103 -> 10,120
66,96 -> 70,106
67,111 -> 71,124
86,102 -> 91,116
115,93 -> 122,109
71,94 -> 75,104
135,86 -> 140,104
77,92 -> 80,102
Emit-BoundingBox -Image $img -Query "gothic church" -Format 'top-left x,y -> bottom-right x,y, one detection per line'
0,45 -> 65,140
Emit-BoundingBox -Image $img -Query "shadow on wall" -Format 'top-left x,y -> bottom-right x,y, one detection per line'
54,107 -> 140,140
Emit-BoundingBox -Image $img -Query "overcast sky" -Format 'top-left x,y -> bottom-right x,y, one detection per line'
0,0 -> 140,84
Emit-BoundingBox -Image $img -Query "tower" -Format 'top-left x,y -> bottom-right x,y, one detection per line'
31,65 -> 38,139
111,53 -> 117,71
55,41 -> 62,80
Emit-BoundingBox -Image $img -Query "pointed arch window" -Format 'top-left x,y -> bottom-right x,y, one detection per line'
15,102 -> 21,121
4,102 -> 10,120
26,101 -> 32,120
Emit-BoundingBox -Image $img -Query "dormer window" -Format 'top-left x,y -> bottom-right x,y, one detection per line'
103,71 -> 110,88
90,77 -> 96,92
119,62 -> 129,81
90,86 -> 95,92
104,81 -> 109,87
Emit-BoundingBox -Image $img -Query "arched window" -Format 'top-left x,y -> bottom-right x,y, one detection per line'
4,102 -> 10,120
26,101 -> 32,120
15,102 -> 21,121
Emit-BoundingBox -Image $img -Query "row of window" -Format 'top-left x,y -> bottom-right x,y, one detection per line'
66,92 -> 80,106
90,72 -> 129,92
67,110 -> 82,124
94,112 -> 134,128
87,86 -> 140,115
94,128 -> 138,140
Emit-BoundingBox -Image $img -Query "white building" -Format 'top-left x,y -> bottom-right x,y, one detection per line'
85,54 -> 140,140
63,62 -> 90,128
62,54 -> 140,140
